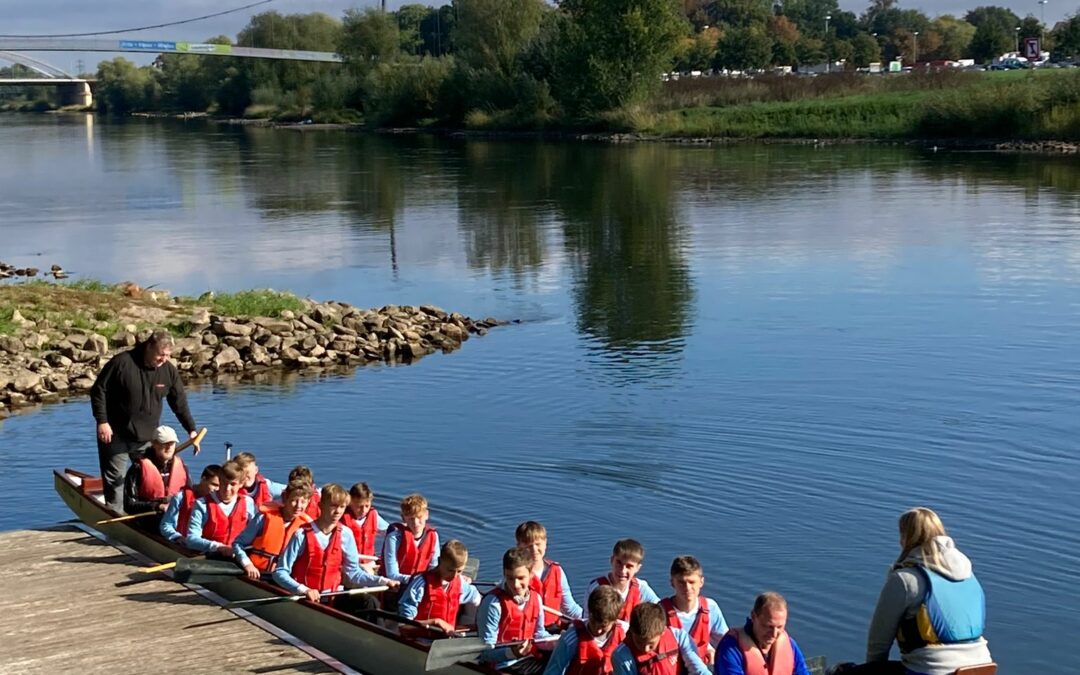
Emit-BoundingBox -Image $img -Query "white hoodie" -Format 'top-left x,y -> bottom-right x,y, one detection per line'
865,536 -> 993,675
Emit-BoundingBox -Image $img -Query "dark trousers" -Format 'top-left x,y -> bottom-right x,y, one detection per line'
830,661 -> 907,675
97,438 -> 145,512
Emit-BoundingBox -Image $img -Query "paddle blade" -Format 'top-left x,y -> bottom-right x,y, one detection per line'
807,656 -> 828,675
173,558 -> 245,584
463,557 -> 479,581
425,637 -> 489,671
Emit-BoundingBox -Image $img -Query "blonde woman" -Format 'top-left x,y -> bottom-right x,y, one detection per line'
830,507 -> 993,675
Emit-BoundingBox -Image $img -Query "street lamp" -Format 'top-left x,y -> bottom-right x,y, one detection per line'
1038,0 -> 1048,24
825,14 -> 832,73
913,31 -> 919,65
1015,26 -> 1021,54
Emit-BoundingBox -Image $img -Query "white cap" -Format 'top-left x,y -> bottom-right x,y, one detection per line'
153,426 -> 179,444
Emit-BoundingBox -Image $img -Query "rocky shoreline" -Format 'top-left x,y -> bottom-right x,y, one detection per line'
0,289 -> 505,419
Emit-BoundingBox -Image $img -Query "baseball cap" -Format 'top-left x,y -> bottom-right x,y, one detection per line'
153,426 -> 179,444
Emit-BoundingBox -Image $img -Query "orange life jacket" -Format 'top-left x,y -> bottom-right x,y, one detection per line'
240,473 -> 273,507
380,522 -> 437,577
246,504 -> 314,573
493,587 -> 543,648
568,619 -> 624,675
628,627 -> 680,675
137,456 -> 188,500
176,487 -> 196,536
729,626 -> 795,675
661,596 -> 712,660
342,507 -> 380,558
594,575 -> 641,623
291,523 -> 344,594
203,496 -> 249,546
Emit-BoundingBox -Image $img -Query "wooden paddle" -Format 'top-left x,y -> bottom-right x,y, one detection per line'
96,511 -> 156,524
176,427 -> 207,456
424,635 -> 559,671
225,585 -> 391,608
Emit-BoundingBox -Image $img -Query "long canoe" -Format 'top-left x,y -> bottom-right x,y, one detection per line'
53,467 -> 485,674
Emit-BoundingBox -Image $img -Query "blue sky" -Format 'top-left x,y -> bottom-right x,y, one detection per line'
0,0 -> 1074,72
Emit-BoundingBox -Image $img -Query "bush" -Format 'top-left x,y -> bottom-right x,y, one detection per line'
364,56 -> 454,125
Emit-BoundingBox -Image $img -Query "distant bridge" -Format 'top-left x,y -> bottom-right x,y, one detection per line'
0,50 -> 93,106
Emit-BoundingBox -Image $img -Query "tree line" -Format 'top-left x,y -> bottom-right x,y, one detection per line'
89,0 -> 1080,125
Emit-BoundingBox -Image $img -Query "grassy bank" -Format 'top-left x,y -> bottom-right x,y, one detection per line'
628,70 -> 1080,141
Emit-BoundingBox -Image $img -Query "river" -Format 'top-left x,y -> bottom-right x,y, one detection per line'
1,113 -> 1078,672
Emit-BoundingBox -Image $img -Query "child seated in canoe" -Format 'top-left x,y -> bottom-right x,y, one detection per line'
233,451 -> 286,507
542,585 -> 625,675
398,539 -> 482,637
160,463 -> 220,543
232,479 -> 315,579
123,425 -> 189,529
659,555 -> 729,666
186,460 -> 255,556
380,493 -> 439,583
343,482 -> 388,572
585,539 -> 661,623
288,465 -> 321,519
611,602 -> 711,675
516,520 -> 583,630
478,547 -> 554,673
272,483 -> 399,612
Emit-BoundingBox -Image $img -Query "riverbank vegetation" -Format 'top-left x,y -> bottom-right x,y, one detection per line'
7,0 -> 1080,139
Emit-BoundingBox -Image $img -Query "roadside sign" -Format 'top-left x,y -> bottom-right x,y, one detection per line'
889,60 -> 902,72
1024,37 -> 1041,60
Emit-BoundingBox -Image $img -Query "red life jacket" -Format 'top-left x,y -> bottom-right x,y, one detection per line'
728,626 -> 795,675
493,587 -> 543,646
342,508 -> 380,558
594,575 -> 641,623
203,496 -> 249,546
291,523 -> 344,594
240,473 -> 273,507
176,487 -> 196,536
415,569 -> 462,624
380,522 -> 437,577
660,596 -> 712,660
137,456 -> 188,501
246,504 -> 314,573
304,486 -> 321,520
568,619 -> 624,675
627,627 -> 680,675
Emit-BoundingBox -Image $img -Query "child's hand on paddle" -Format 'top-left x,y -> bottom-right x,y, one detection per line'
243,562 -> 261,581
510,640 -> 532,657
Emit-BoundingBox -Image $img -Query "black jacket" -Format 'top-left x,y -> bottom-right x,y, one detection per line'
123,454 -> 191,516
90,341 -> 196,442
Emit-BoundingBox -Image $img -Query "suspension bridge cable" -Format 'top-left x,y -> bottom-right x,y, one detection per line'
0,0 -> 278,38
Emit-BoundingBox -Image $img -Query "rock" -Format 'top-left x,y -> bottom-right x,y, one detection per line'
301,336 -> 317,351
421,304 -> 447,319
331,324 -> 357,337
174,337 -> 200,356
330,340 -> 354,352
212,346 -> 242,371
6,391 -> 27,407
300,315 -> 322,330
56,340 -> 78,359
441,323 -> 466,342
12,371 -> 42,392
45,375 -> 70,392
310,304 -> 338,324
253,317 -> 293,333
190,308 -> 211,325
70,377 -> 95,391
404,342 -> 427,359
22,332 -> 49,350
111,330 -> 137,348
280,310 -> 295,320
296,355 -> 320,366
224,336 -> 252,350
212,321 -> 254,337
262,335 -> 282,351
44,352 -> 73,368
0,372 -> 10,390
38,391 -> 60,403
281,347 -> 302,363
202,333 -> 219,347
0,336 -> 24,354
249,344 -> 271,366
11,309 -> 35,328
308,345 -> 326,358
88,334 -> 109,355
66,333 -> 90,349
403,330 -> 422,343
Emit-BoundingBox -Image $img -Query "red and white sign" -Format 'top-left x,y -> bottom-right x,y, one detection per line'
1024,37 -> 1041,60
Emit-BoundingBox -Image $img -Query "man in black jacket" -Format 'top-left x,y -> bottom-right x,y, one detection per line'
90,330 -> 197,512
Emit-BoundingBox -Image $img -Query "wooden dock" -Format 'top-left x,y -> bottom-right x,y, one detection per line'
0,525 -> 340,674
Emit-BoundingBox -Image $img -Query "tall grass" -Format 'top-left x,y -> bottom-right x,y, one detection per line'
207,290 -> 306,318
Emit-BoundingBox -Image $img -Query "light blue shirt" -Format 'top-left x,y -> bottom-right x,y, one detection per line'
244,475 -> 286,501
612,627 -> 711,675
478,586 -> 553,668
583,576 -> 661,619
185,494 -> 255,553
398,572 -> 482,620
271,524 -> 387,594
543,623 -> 620,675
541,562 -> 584,620
381,526 -> 440,582
670,597 -> 729,648
159,491 -> 185,542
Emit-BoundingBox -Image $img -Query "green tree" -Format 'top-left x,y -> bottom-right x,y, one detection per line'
553,0 -> 688,114
452,0 -> 546,77
969,21 -> 1014,61
781,0 -> 840,37
419,6 -> 455,56
766,15 -> 801,65
929,15 -> 976,60
705,0 -> 772,28
95,57 -> 158,113
396,4 -> 431,55
1051,13 -> 1080,57
715,24 -> 774,70
796,36 -> 826,64
340,8 -> 402,72
851,31 -> 881,65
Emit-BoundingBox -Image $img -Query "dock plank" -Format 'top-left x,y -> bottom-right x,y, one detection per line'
0,526 -> 336,674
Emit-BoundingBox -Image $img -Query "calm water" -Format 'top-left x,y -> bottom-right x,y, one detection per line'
1,114 -> 1078,672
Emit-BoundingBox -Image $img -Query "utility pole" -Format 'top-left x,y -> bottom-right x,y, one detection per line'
1038,0 -> 1048,25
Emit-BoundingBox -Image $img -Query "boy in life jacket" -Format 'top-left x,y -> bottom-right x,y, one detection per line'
342,482 -> 388,573
398,539 -> 482,636
517,520 -> 584,630
380,493 -> 440,583
234,451 -> 285,507
232,479 -> 315,580
542,585 -> 625,675
289,465 -> 322,519
478,547 -> 554,674
660,556 -> 729,666
186,460 -> 255,557
123,425 -> 190,527
585,539 -> 661,624
611,602 -> 710,675
715,592 -> 811,675
272,483 -> 399,610
160,463 -> 220,543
